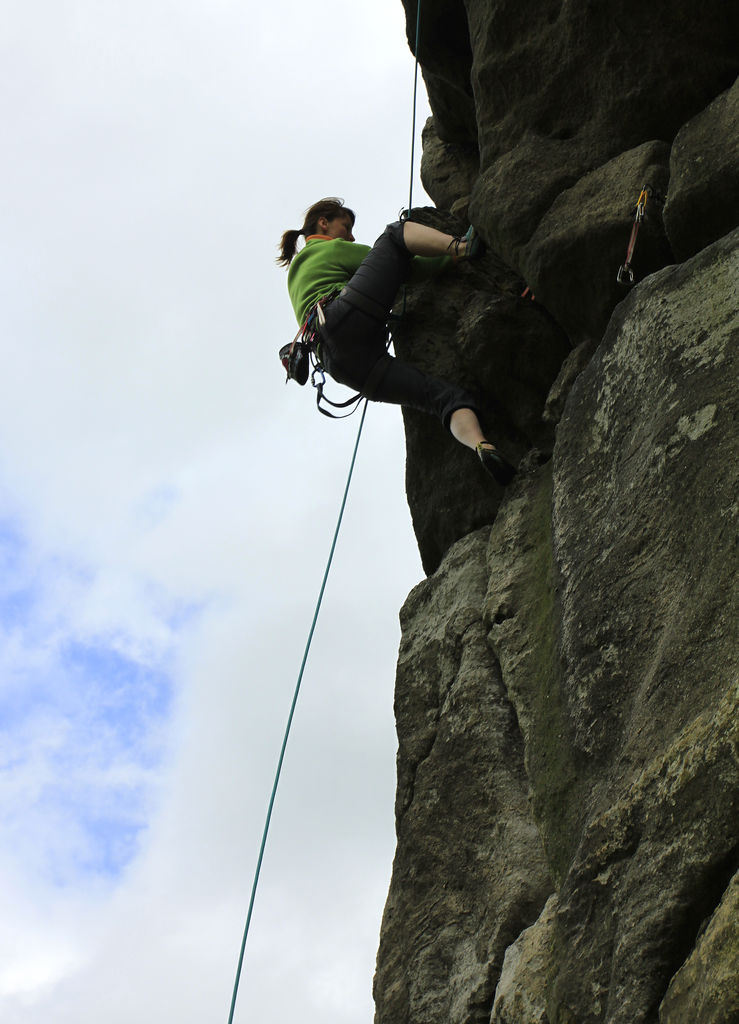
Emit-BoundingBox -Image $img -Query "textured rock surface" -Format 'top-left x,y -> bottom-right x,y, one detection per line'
490,895 -> 557,1024
374,4 -> 739,1023
403,0 -> 476,143
544,230 -> 739,1022
420,117 -> 479,216
483,460 -> 577,881
407,0 -> 739,340
374,530 -> 552,1024
659,870 -> 739,1024
462,0 -> 739,172
518,140 -> 673,343
392,208 -> 570,575
663,76 -> 739,261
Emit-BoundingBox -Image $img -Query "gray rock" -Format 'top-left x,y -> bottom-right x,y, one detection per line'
664,76 -> 739,261
469,135 -> 591,273
420,116 -> 479,213
659,870 -> 739,1024
402,0 -> 477,144
374,531 -> 552,1024
491,895 -> 558,1024
519,141 -> 673,342
547,228 -> 739,1022
393,208 -> 570,576
552,684 -> 739,1024
373,9 -> 739,1024
542,338 -> 599,427
375,228 -> 739,1023
552,228 -> 738,777
403,0 -> 739,338
483,460 -> 577,883
462,0 -> 739,172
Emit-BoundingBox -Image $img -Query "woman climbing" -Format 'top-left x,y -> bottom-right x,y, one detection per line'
277,198 -> 516,485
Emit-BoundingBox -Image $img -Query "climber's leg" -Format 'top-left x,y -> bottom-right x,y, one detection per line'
401,220 -> 477,258
340,223 -> 414,311
369,354 -> 479,429
449,407 -> 486,449
449,409 -> 516,485
339,219 -> 483,316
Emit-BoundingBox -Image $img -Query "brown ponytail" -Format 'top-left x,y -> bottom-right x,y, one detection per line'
277,228 -> 303,267
276,197 -> 355,267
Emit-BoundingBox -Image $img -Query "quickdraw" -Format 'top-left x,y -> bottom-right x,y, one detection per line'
617,185 -> 651,286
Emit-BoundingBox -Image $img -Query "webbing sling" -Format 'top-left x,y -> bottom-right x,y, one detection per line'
311,287 -> 394,417
312,345 -> 393,418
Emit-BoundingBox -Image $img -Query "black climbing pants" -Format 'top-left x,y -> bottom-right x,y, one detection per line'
319,221 -> 479,430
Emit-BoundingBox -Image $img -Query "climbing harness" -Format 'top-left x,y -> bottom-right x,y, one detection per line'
278,293 -> 358,417
230,4 -> 424,1020
279,288 -> 393,418
312,290 -> 394,417
279,292 -> 337,386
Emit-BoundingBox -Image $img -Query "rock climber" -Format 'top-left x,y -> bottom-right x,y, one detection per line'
277,198 -> 516,485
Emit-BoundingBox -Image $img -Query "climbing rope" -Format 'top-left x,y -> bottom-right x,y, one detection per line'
400,0 -> 423,316
227,5 -> 423,1019
407,0 -> 422,214
227,401 -> 368,1024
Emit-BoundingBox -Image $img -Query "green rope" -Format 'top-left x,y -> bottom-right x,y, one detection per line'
408,0 -> 422,214
227,399 -> 369,1024
227,6 -> 424,1017
401,0 -> 423,316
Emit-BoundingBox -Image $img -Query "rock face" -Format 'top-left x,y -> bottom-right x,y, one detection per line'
374,4 -> 739,1023
390,214 -> 569,575
373,531 -> 552,1024
663,75 -> 739,262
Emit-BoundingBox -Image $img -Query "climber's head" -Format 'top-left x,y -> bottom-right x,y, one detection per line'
277,197 -> 356,266
316,209 -> 355,242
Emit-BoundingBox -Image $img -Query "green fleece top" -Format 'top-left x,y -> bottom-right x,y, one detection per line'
287,235 -> 451,325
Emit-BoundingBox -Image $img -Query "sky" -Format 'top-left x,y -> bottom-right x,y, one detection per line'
0,2 -> 433,1021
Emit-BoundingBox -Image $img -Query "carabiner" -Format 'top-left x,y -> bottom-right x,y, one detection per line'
617,264 -> 635,285
634,187 -> 649,222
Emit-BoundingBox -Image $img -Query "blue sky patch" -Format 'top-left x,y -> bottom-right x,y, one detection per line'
0,518 -> 179,886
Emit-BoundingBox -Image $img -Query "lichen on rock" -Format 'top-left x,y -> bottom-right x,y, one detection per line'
374,4 -> 739,1022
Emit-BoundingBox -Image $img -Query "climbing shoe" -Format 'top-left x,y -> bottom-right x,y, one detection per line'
450,225 -> 486,262
463,225 -> 485,260
476,441 -> 516,486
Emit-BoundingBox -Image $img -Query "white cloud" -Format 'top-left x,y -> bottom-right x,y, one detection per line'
0,0 -> 431,1020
